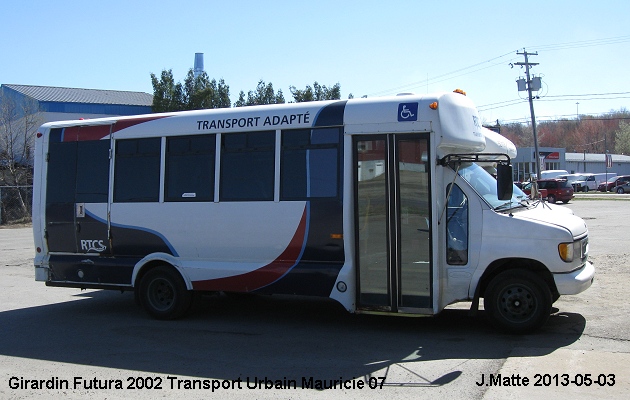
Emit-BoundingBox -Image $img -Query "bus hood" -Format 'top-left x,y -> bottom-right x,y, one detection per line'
512,203 -> 588,238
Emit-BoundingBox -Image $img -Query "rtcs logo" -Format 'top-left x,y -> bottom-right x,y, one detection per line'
81,239 -> 107,253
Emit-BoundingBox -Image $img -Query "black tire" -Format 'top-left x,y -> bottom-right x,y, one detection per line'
484,269 -> 552,333
617,187 -> 624,194
547,194 -> 556,203
138,265 -> 192,320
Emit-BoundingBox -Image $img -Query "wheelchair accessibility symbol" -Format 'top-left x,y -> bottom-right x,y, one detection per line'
398,103 -> 418,121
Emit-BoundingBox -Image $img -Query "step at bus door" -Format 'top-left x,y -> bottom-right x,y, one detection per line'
354,134 -> 432,313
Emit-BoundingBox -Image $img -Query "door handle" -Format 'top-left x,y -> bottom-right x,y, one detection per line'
75,203 -> 85,218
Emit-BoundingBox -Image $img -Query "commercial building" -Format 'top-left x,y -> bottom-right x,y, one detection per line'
512,146 -> 630,181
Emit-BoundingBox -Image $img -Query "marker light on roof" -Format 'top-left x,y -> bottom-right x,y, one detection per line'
429,102 -> 438,110
453,89 -> 467,95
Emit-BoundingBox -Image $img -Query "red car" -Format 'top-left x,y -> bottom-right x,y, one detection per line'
598,175 -> 630,192
522,179 -> 574,203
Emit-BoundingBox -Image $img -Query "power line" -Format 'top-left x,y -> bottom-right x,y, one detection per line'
368,35 -> 629,98
528,35 -> 630,52
367,50 -> 518,96
493,114 -> 630,124
478,92 -> 630,111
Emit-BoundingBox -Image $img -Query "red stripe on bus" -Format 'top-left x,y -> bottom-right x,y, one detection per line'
62,116 -> 169,141
62,125 -> 111,141
112,116 -> 168,133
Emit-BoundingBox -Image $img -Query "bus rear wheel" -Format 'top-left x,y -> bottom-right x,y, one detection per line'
484,269 -> 552,333
138,265 -> 192,320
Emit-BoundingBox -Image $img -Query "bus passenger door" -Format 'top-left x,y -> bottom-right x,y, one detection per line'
354,134 -> 432,313
45,126 -> 111,255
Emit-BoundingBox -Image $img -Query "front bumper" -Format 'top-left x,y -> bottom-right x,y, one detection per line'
553,261 -> 595,295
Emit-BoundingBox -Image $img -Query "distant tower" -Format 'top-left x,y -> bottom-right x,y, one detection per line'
193,53 -> 204,79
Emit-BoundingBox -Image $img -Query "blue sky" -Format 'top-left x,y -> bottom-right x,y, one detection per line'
1,0 -> 628,125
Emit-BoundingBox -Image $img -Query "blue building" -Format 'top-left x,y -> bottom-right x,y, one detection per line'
0,84 -> 153,123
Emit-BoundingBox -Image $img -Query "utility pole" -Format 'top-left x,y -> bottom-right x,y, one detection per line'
515,49 -> 541,180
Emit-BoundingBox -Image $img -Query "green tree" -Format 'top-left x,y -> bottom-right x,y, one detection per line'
233,80 -> 285,107
289,82 -> 341,102
615,121 -> 630,155
182,69 -> 231,110
151,69 -> 231,112
150,69 -> 184,112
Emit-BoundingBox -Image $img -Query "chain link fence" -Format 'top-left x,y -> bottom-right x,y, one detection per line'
0,186 -> 32,225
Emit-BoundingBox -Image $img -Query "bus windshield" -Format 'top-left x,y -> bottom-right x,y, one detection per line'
456,162 -> 527,210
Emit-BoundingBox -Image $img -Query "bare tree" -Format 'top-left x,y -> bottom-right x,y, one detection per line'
0,92 -> 41,220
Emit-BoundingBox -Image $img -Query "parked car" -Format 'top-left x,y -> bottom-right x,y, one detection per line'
557,174 -> 597,192
598,175 -> 630,192
592,173 -> 616,187
578,173 -> 598,192
539,169 -> 568,180
522,179 -> 574,203
613,182 -> 630,194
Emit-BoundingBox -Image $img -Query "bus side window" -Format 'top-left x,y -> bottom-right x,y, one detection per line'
165,135 -> 215,202
113,138 -> 161,202
280,127 -> 341,200
446,183 -> 468,265
76,140 -> 110,203
220,131 -> 275,201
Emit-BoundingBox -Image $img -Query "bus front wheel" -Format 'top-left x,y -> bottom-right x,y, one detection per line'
138,265 -> 192,320
484,269 -> 552,333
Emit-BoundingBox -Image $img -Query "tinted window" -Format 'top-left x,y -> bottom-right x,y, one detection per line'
446,184 -> 468,265
46,141 -> 77,204
166,135 -> 215,202
114,138 -> 161,202
281,128 -> 341,200
220,131 -> 275,201
559,181 -> 571,188
76,140 -> 110,203
47,129 -> 110,204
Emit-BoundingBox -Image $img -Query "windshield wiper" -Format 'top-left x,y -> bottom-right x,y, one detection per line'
494,200 -> 527,211
494,201 -> 515,211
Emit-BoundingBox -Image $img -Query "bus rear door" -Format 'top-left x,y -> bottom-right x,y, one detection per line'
45,125 -> 111,255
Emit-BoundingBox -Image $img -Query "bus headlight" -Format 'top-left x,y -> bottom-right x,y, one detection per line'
559,237 -> 588,263
558,243 -> 574,262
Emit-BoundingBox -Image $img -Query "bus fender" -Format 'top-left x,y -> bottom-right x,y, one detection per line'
131,253 -> 192,290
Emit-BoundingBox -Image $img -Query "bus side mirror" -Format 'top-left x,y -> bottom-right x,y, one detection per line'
496,164 -> 513,200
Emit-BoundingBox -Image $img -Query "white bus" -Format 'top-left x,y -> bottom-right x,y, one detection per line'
32,90 -> 594,333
